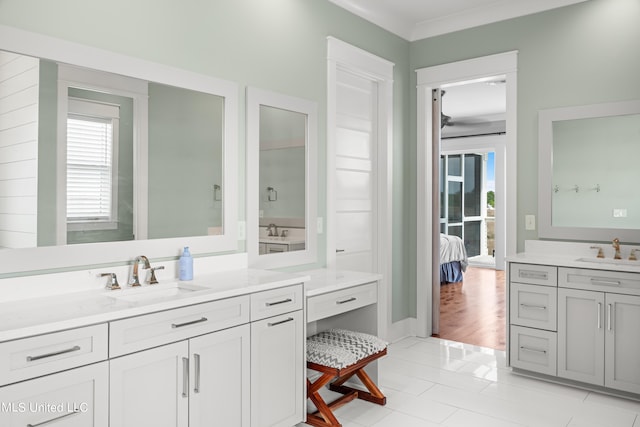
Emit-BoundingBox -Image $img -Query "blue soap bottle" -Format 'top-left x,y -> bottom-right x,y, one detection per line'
179,246 -> 193,281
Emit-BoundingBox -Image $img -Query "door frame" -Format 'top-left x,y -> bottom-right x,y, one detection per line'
326,37 -> 394,341
416,51 -> 518,337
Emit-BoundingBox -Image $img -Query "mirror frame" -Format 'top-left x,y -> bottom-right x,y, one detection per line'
538,99 -> 640,242
0,25 -> 238,273
246,87 -> 318,268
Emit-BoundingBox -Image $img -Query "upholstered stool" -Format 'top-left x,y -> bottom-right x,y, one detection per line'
306,329 -> 387,427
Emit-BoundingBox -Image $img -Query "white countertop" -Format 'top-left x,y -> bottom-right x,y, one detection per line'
302,269 -> 382,297
259,237 -> 306,245
0,269 -> 310,342
506,240 -> 640,273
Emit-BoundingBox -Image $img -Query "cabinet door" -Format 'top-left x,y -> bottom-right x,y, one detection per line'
557,288 -> 604,385
190,324 -> 250,427
110,341 -> 189,427
0,361 -> 108,427
605,293 -> 640,394
251,311 -> 304,427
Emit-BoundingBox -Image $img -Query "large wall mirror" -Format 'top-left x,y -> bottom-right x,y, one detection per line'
538,99 -> 640,242
0,25 -> 238,273
246,87 -> 317,268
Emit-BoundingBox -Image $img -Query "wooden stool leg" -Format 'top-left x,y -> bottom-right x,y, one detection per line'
307,374 -> 358,427
329,368 -> 386,405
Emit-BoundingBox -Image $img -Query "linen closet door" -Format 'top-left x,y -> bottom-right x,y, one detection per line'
334,68 -> 377,273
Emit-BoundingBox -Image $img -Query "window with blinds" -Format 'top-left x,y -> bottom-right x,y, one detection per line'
66,98 -> 120,228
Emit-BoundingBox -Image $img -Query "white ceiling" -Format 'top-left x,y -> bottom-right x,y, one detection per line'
328,0 -> 590,41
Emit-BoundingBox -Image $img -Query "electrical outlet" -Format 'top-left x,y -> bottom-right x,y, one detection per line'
525,215 -> 536,231
613,209 -> 627,218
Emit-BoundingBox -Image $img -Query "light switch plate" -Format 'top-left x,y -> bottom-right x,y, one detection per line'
525,215 -> 536,231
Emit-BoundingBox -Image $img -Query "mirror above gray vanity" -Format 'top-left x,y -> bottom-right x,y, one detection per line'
0,25 -> 238,273
246,87 -> 318,268
538,99 -> 640,242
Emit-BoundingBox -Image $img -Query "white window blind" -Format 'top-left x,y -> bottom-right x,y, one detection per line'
66,98 -> 120,224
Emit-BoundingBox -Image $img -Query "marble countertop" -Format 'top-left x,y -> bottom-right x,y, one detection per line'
506,240 -> 640,273
302,269 -> 382,297
0,269 -> 310,342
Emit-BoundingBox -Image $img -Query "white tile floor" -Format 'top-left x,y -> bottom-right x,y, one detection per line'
300,337 -> 640,427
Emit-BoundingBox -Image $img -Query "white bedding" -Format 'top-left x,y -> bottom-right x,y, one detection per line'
440,234 -> 468,271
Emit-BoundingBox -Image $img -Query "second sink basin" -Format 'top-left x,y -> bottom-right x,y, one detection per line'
107,282 -> 208,302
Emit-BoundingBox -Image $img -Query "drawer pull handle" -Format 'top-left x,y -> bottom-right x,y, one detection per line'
519,270 -> 548,280
265,298 -> 292,307
172,317 -> 208,328
336,297 -> 357,305
194,353 -> 201,393
26,345 -> 81,362
182,357 -> 189,398
590,278 -> 621,287
268,317 -> 294,327
520,346 -> 547,354
27,409 -> 80,426
520,303 -> 546,310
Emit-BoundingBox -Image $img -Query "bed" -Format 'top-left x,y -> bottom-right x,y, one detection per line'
440,234 -> 468,283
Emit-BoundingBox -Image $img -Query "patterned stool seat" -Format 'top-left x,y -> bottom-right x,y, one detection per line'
305,329 -> 387,427
307,329 -> 387,369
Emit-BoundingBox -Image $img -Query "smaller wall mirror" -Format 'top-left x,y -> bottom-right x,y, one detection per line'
538,99 -> 640,242
247,88 -> 317,268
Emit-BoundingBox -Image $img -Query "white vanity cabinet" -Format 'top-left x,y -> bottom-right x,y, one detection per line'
557,268 -> 640,394
509,259 -> 640,397
109,295 -> 251,427
250,285 -> 305,427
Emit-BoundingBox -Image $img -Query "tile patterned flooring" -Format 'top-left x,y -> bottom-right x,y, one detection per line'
300,337 -> 640,427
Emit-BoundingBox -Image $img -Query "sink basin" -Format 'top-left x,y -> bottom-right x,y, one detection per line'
575,257 -> 640,266
107,282 -> 208,302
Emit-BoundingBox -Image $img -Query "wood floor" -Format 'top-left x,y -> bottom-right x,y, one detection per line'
434,266 -> 506,351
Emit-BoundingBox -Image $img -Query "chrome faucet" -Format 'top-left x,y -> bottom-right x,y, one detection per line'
612,238 -> 622,260
130,255 -> 151,287
267,223 -> 278,237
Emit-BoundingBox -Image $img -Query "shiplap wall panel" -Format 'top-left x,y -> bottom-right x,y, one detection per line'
0,51 -> 39,248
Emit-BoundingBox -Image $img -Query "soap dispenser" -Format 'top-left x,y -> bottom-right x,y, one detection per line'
179,246 -> 193,281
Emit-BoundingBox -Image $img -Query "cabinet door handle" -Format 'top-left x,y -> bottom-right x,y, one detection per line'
336,297 -> 357,305
597,303 -> 602,329
268,317 -> 294,327
519,270 -> 548,280
520,303 -> 546,310
265,298 -> 292,307
172,317 -> 208,328
26,345 -> 81,362
590,278 -> 621,287
27,410 -> 80,426
520,346 -> 547,354
608,304 -> 613,331
194,353 -> 201,394
182,357 -> 189,398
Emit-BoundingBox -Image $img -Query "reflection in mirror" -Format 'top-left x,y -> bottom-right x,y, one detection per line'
0,50 -> 224,249
247,88 -> 318,268
0,24 -> 238,274
538,100 -> 640,242
259,105 -> 306,254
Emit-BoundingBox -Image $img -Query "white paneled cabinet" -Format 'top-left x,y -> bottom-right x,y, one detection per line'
558,288 -> 640,394
0,361 -> 108,427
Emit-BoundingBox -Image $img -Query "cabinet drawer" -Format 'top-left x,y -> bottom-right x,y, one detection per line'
510,325 -> 557,376
0,361 -> 108,427
559,267 -> 640,294
0,324 -> 108,386
307,282 -> 377,322
250,284 -> 303,321
510,283 -> 557,331
510,263 -> 557,287
110,295 -> 249,357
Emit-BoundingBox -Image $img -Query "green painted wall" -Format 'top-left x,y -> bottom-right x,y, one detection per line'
0,0 -> 412,320
259,147 -> 305,220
